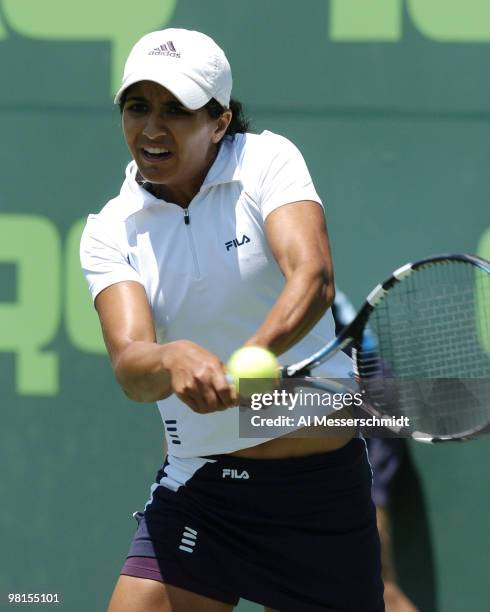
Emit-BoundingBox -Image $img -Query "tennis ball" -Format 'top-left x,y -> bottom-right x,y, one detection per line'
227,346 -> 279,395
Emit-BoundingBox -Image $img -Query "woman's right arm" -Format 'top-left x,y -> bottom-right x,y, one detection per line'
95,281 -> 237,412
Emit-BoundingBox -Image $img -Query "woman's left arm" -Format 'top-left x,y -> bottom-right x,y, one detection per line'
245,200 -> 334,355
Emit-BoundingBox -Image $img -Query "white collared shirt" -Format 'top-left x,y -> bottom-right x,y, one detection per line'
80,131 -> 352,457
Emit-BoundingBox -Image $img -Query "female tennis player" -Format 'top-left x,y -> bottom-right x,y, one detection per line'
80,28 -> 384,612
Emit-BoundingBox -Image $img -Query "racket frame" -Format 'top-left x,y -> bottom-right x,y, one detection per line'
282,253 -> 490,378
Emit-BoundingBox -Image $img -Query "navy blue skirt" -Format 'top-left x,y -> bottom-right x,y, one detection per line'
122,438 -> 384,612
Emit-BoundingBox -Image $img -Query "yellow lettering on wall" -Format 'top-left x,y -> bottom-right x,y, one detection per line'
329,0 -> 402,41
0,214 -> 60,395
1,0 -> 177,93
329,0 -> 490,43
476,228 -> 490,355
0,10 -> 7,39
408,0 -> 490,42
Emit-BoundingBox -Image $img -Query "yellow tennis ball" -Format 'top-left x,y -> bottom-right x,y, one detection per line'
227,346 -> 279,395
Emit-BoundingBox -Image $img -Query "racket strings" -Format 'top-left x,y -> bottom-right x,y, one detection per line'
357,261 -> 490,437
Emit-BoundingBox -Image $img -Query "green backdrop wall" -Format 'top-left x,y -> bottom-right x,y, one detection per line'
1,1 -> 489,610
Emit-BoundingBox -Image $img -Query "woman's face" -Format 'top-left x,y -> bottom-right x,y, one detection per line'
122,80 -> 228,199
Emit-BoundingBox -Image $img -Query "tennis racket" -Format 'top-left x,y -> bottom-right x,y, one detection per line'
281,253 -> 490,442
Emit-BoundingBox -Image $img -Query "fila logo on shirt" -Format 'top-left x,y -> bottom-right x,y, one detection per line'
222,469 -> 250,479
225,235 -> 251,251
149,41 -> 181,58
178,526 -> 198,553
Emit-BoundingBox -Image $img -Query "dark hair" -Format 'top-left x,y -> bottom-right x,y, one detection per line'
204,98 -> 251,135
118,91 -> 251,135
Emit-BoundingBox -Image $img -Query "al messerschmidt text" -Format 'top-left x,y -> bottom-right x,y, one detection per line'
250,414 -> 411,428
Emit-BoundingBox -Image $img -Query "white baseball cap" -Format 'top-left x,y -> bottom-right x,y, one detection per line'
114,28 -> 232,109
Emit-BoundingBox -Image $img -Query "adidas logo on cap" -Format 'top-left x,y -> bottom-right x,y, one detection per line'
149,41 -> 181,58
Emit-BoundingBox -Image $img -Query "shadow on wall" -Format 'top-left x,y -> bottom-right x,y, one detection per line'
392,449 -> 437,612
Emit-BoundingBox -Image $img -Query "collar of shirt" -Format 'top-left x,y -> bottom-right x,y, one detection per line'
118,135 -> 242,220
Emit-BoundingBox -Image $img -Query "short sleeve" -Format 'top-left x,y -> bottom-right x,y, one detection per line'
257,132 -> 323,220
80,214 -> 142,302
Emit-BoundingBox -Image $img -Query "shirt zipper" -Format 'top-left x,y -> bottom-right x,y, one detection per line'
183,208 -> 201,278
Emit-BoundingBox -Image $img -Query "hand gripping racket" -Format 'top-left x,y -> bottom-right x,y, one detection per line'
281,254 -> 490,442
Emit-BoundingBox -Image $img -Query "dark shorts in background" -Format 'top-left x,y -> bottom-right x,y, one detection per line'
366,438 -> 404,507
121,438 -> 384,612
